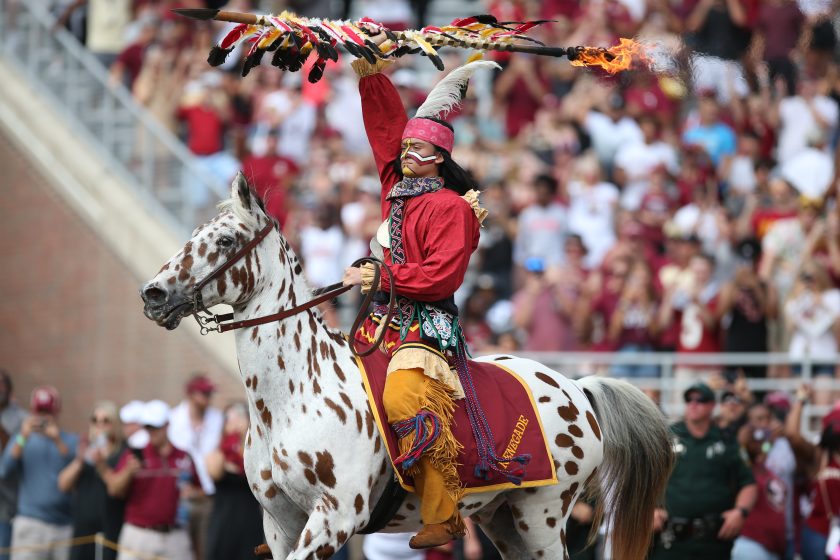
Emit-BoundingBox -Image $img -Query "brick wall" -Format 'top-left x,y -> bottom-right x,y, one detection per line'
0,131 -> 245,434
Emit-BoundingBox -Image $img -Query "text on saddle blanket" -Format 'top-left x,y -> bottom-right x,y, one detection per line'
354,346 -> 558,493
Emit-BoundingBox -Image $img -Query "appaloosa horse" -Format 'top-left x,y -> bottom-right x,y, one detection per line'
141,174 -> 673,560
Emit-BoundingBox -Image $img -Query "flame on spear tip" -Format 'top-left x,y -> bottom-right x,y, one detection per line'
569,38 -> 646,74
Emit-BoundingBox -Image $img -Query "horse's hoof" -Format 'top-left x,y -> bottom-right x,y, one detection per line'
254,544 -> 273,558
408,522 -> 457,549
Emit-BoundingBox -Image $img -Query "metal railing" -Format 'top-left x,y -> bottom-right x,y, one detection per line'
0,0 -> 229,237
477,350 -> 839,439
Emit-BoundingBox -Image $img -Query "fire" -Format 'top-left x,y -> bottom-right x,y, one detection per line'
570,38 -> 645,74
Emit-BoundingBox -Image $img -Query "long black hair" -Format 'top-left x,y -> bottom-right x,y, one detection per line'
392,117 -> 480,196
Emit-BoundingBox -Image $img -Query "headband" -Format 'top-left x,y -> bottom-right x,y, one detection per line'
401,118 -> 454,154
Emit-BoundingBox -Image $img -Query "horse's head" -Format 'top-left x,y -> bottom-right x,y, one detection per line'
141,173 -> 276,329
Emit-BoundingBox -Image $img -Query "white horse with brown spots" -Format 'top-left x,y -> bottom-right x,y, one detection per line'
141,175 -> 673,560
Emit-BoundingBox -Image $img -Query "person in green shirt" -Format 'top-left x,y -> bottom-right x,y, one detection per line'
650,382 -> 757,560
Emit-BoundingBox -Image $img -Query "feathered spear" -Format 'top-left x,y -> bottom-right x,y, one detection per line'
173,8 -> 644,83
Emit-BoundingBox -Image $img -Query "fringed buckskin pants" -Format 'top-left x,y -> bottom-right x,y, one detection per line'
382,368 -> 464,528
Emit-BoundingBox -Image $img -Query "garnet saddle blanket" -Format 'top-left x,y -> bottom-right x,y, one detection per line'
354,347 -> 557,493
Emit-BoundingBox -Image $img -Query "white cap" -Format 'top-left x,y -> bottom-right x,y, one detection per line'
119,400 -> 146,424
140,400 -> 170,428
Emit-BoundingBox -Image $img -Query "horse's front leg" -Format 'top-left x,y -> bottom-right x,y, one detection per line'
261,490 -> 307,558
286,494 -> 358,560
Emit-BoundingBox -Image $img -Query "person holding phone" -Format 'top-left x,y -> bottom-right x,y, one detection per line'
58,401 -> 126,560
0,386 -> 78,560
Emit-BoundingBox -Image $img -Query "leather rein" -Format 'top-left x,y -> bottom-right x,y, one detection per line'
190,222 -> 395,357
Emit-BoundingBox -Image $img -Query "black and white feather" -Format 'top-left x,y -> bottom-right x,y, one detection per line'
414,60 -> 501,119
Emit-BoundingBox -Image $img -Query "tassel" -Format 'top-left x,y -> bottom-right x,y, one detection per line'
207,45 -> 232,67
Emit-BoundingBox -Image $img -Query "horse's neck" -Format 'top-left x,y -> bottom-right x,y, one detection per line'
233,235 -> 355,407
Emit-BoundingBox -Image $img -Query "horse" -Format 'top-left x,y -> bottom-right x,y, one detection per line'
141,174 -> 674,560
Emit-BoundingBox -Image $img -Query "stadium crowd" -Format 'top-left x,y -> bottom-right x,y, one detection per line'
22,0 -> 840,558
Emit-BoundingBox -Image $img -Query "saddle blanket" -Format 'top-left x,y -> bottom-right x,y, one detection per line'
354,346 -> 557,493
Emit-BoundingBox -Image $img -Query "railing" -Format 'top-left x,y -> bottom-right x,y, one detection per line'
476,350 -> 839,440
0,0 -> 228,237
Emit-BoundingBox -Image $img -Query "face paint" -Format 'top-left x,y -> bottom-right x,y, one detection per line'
402,150 -> 438,165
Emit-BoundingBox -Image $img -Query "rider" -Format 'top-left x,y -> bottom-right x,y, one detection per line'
342,46 -> 492,549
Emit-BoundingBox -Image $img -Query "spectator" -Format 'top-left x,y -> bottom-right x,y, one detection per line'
493,54 -> 550,138
784,390 -> 840,560
651,382 -> 757,559
577,255 -> 632,354
613,114 -> 678,212
204,403 -> 263,560
608,260 -> 661,379
58,401 -> 126,560
774,74 -> 839,165
677,0 -> 755,103
718,245 -> 778,381
513,174 -> 567,269
167,375 -> 223,560
716,387 -> 750,442
566,153 -> 619,268
109,400 -> 198,560
512,256 -> 580,352
783,262 -> 840,400
754,0 -> 806,96
0,371 -> 25,560
0,386 -> 78,560
731,423 -> 788,560
659,254 -> 722,392
578,89 -> 643,174
241,130 -> 298,228
682,92 -> 738,166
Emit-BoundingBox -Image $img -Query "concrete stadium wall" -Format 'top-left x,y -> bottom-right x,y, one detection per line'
0,58 -> 247,433
0,130 -> 247,434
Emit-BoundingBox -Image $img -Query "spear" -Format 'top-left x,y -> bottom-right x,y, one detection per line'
173,8 -> 629,81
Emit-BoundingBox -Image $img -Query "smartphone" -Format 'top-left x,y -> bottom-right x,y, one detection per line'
130,447 -> 144,465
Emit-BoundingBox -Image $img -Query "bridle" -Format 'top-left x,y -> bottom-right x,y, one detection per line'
190,221 -> 394,357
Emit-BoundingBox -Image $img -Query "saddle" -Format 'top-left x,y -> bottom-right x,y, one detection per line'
354,346 -> 557,492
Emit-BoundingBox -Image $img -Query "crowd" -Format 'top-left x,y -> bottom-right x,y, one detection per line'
51,0 -> 840,394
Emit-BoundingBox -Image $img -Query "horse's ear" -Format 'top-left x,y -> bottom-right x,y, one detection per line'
232,172 -> 252,211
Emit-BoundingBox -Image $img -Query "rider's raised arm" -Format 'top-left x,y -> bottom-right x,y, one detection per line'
354,59 -> 407,207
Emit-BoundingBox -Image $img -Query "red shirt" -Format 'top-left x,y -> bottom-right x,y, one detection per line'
359,74 -> 480,302
115,444 -> 198,528
176,105 -> 224,156
806,456 -> 840,536
677,297 -> 720,355
741,464 -> 787,554
241,154 -> 298,227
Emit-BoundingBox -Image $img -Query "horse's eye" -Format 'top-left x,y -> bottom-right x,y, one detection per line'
218,235 -> 235,248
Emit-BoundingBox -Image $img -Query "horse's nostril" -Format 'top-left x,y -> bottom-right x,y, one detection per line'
142,284 -> 168,305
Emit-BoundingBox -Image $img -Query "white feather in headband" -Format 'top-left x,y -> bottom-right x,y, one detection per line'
414,60 -> 501,119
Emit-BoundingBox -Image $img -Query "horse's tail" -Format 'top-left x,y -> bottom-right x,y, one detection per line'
576,376 -> 674,560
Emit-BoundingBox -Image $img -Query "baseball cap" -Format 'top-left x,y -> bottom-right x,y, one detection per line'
30,386 -> 61,414
119,400 -> 146,424
764,391 -> 792,417
141,400 -> 170,429
186,374 -> 217,395
684,382 -> 715,403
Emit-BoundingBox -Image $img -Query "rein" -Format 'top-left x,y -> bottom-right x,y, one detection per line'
191,222 -> 394,357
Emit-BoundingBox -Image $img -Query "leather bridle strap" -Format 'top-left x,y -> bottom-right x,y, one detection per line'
192,222 -> 275,311
216,284 -> 351,333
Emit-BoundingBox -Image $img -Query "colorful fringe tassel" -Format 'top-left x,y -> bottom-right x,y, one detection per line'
392,411 -> 442,469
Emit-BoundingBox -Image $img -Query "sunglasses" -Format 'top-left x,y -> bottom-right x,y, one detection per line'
91,416 -> 112,424
685,396 -> 712,404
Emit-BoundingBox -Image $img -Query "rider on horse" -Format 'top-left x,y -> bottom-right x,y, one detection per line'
342,43 -> 494,549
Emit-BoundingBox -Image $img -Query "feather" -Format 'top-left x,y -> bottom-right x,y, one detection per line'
414,60 -> 500,119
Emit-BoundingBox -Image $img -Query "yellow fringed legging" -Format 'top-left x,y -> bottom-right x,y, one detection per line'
382,368 -> 464,527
